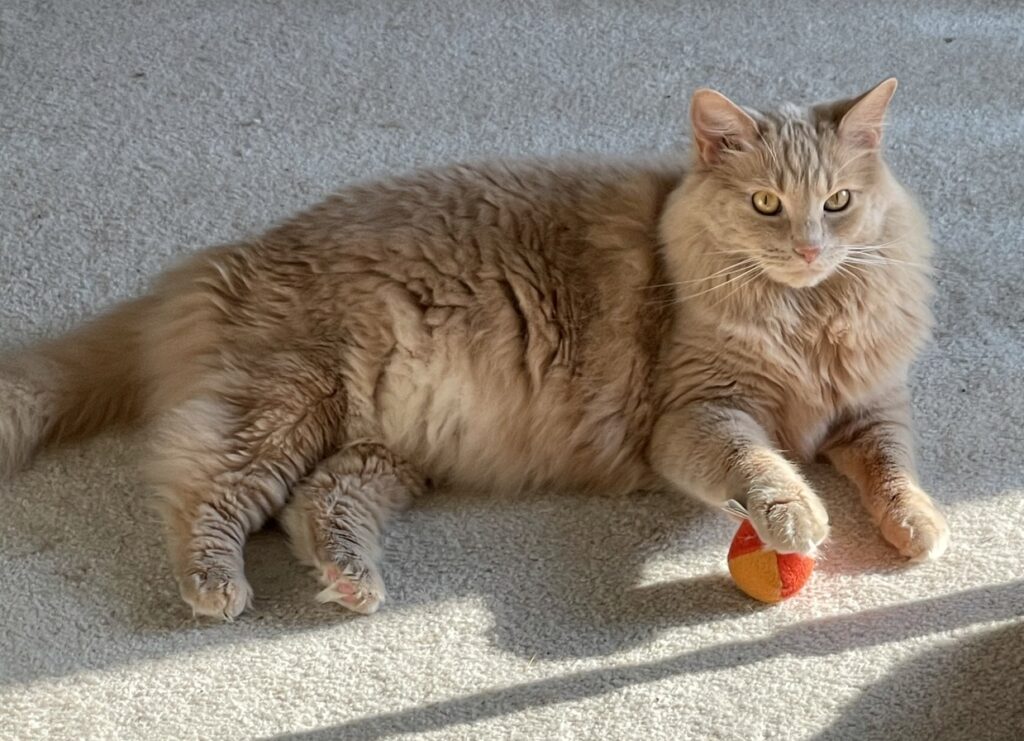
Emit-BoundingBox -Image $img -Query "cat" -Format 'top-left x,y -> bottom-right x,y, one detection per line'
0,78 -> 949,619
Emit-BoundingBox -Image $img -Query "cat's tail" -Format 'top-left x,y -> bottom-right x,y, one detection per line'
0,296 -> 154,476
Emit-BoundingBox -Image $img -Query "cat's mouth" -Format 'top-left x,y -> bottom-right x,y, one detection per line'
766,259 -> 834,289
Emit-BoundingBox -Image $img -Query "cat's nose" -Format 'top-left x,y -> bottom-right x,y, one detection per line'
794,243 -> 822,264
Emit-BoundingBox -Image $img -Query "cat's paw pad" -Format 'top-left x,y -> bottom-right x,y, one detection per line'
180,569 -> 253,621
746,482 -> 830,555
316,559 -> 385,615
880,486 -> 950,561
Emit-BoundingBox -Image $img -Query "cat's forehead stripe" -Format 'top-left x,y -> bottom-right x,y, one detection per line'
762,110 -> 833,193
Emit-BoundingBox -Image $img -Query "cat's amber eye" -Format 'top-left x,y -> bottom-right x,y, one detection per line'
824,189 -> 851,212
751,190 -> 782,215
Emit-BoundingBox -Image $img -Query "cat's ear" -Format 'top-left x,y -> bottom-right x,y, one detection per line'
825,78 -> 898,150
690,88 -> 759,165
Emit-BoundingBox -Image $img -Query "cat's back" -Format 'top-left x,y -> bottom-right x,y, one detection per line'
280,158 -> 678,261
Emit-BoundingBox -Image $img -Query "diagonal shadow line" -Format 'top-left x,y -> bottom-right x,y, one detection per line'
268,579 -> 1024,741
812,620 -> 1024,741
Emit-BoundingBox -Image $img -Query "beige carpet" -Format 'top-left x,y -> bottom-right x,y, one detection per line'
2,1 -> 1022,739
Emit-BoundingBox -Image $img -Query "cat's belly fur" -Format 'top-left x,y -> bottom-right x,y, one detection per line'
373,317 -> 661,495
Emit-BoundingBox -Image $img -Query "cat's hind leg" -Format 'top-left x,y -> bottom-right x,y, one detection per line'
281,442 -> 423,614
150,354 -> 345,620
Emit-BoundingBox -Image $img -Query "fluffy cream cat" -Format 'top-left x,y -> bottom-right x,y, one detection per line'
0,79 -> 948,619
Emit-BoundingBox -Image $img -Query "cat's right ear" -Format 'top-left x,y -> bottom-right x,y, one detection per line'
689,89 -> 759,165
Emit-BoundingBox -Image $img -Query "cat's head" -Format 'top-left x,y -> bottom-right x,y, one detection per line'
683,79 -> 900,289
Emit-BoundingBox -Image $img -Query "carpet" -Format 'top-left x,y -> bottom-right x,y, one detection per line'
2,1 -> 1022,739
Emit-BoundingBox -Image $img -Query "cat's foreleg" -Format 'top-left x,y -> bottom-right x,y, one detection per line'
650,404 -> 829,554
280,442 -> 423,614
822,389 -> 949,560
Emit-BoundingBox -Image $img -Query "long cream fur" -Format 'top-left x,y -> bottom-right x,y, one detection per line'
0,79 -> 948,619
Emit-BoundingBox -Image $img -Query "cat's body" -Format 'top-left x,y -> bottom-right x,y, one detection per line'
0,80 -> 949,618
289,159 -> 678,497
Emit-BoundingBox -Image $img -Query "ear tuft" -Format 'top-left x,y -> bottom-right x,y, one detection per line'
690,88 -> 759,165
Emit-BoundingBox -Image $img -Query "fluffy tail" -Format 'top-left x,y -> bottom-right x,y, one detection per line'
0,296 -> 154,476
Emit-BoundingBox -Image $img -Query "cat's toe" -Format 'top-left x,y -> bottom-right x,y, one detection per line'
747,482 -> 830,555
180,569 -> 253,620
879,487 -> 950,561
316,559 -> 385,615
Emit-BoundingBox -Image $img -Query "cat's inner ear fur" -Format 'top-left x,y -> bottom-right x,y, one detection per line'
818,77 -> 898,151
689,88 -> 760,165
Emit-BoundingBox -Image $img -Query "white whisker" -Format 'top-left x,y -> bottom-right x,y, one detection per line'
647,262 -> 764,307
679,264 -> 763,301
837,238 -> 905,251
644,258 -> 755,289
842,255 -> 932,270
709,267 -> 767,308
834,263 -> 869,290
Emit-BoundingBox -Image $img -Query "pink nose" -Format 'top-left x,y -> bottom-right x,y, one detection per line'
794,243 -> 823,264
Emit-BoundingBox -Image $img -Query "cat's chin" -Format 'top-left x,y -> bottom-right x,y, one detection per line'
767,266 -> 834,289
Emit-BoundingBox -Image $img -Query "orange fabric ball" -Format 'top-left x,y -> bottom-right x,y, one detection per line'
727,520 -> 814,602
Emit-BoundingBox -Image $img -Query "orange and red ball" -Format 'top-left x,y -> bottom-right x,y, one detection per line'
727,520 -> 815,602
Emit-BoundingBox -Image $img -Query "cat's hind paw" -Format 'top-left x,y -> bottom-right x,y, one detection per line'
316,559 -> 385,615
180,568 -> 253,621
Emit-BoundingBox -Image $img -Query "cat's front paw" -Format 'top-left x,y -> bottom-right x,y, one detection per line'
746,481 -> 830,555
878,483 -> 950,561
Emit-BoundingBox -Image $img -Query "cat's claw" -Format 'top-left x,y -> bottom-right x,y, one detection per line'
316,561 -> 385,615
746,481 -> 830,555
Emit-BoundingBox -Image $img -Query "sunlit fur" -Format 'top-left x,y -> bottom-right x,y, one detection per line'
682,101 -> 900,289
0,81 -> 948,619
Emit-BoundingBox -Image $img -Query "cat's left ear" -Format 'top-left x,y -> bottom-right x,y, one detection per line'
824,78 -> 898,150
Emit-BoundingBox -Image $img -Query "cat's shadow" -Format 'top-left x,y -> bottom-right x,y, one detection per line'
213,486 -> 758,662
0,438 -> 928,684
238,461 -> 928,662
381,486 -> 754,661
239,463 -> 901,661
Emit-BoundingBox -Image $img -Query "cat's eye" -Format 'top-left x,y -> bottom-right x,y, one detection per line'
824,189 -> 851,212
751,190 -> 782,216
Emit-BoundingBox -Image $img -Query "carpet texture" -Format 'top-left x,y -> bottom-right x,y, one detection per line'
2,1 -> 1023,739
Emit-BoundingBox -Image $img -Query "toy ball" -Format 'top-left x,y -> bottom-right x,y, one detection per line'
727,520 -> 814,603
